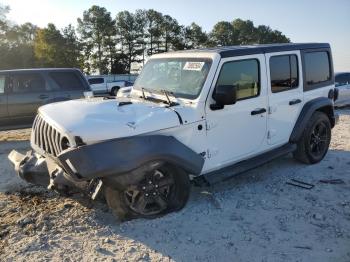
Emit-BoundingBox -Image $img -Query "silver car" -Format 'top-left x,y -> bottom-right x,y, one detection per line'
335,72 -> 350,107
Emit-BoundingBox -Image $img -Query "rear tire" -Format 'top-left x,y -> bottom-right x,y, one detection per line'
110,86 -> 120,96
293,111 -> 331,164
105,162 -> 190,221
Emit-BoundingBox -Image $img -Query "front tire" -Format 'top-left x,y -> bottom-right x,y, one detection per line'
293,111 -> 331,164
105,162 -> 190,221
110,86 -> 120,96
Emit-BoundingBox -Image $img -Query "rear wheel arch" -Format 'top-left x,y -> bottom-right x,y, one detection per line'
290,97 -> 335,143
110,86 -> 120,96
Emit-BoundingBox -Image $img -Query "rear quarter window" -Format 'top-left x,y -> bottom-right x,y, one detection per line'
303,51 -> 333,91
49,72 -> 87,91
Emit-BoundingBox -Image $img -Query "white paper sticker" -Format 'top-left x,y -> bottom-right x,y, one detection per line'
183,62 -> 205,71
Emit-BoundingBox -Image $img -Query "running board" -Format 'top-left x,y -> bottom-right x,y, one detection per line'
203,143 -> 297,185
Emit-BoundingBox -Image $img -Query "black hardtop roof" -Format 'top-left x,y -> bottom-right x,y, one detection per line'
0,68 -> 81,73
179,43 -> 330,58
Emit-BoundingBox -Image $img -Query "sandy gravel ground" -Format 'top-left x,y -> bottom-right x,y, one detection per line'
0,109 -> 349,262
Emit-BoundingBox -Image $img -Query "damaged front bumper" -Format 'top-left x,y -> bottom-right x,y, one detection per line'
8,150 -> 102,199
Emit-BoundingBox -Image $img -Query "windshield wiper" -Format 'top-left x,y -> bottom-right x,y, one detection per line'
138,87 -> 179,106
161,89 -> 179,107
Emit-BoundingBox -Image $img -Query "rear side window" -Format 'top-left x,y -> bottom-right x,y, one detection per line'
304,51 -> 331,88
216,59 -> 260,101
11,73 -> 46,93
0,75 -> 5,94
270,55 -> 299,93
50,72 -> 85,91
88,78 -> 104,85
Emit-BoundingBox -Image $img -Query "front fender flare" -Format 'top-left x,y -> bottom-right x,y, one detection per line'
58,135 -> 204,180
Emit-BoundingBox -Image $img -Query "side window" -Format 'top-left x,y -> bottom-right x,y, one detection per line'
304,51 -> 331,87
0,75 -> 5,94
270,54 -> 299,93
50,72 -> 86,91
216,59 -> 260,101
88,78 -> 104,85
11,73 -> 46,93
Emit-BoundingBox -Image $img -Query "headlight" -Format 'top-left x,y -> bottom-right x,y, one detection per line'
60,136 -> 71,150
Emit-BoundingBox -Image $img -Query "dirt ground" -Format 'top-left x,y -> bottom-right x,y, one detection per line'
0,109 -> 349,262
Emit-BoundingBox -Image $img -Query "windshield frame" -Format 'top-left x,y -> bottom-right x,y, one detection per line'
133,57 -> 213,100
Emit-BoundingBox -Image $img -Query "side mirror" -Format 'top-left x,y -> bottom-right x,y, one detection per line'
210,85 -> 237,110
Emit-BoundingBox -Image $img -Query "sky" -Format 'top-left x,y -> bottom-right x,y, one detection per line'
2,0 -> 350,71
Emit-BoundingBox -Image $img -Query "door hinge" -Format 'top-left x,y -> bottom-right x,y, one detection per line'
268,106 -> 276,114
207,149 -> 218,159
206,121 -> 217,131
267,129 -> 277,140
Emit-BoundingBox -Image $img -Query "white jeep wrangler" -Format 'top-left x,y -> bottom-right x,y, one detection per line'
9,43 -> 338,221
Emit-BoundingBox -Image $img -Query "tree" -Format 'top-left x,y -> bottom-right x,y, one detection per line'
232,19 -> 257,44
0,6 -> 37,70
183,23 -> 208,49
33,23 -> 81,68
0,4 -> 10,36
161,15 -> 181,52
144,9 -> 163,55
77,5 -> 116,74
115,10 -> 145,73
209,21 -> 237,46
256,25 -> 290,43
34,23 -> 65,67
62,24 -> 82,68
209,19 -> 290,47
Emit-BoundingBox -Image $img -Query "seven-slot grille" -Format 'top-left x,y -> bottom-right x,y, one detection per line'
32,114 -> 63,157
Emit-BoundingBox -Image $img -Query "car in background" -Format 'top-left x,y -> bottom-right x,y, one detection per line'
87,76 -> 133,96
0,68 -> 91,131
335,72 -> 350,107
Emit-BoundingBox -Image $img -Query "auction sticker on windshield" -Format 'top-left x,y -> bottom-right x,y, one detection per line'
183,62 -> 205,71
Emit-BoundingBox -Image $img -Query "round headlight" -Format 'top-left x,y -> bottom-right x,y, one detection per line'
61,136 -> 71,150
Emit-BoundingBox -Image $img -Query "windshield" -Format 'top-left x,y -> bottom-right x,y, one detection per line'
134,58 -> 212,99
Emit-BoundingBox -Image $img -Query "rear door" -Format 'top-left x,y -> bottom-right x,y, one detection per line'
88,77 -> 106,93
266,51 -> 303,145
335,73 -> 350,105
0,73 -> 9,120
49,71 -> 89,100
7,72 -> 51,122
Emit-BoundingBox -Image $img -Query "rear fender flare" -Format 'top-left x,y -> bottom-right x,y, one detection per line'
289,97 -> 335,143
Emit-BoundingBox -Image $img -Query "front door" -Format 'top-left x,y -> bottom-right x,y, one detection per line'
205,55 -> 268,172
266,51 -> 304,145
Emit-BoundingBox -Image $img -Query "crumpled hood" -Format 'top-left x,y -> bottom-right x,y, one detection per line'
38,98 -> 181,144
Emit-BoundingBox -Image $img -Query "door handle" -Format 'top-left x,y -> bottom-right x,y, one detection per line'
38,94 -> 49,99
251,108 -> 267,115
289,99 -> 302,105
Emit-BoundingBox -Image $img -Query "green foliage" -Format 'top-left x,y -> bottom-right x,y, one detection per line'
77,5 -> 116,74
0,4 -> 290,73
34,23 -> 80,68
210,19 -> 290,47
115,10 -> 145,73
